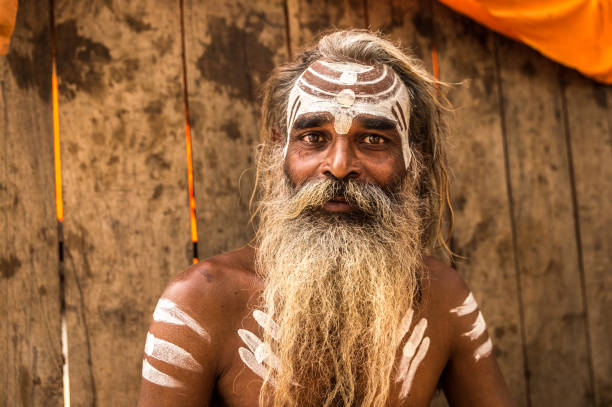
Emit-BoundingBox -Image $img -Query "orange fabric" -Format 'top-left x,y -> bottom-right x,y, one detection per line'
437,0 -> 612,84
0,0 -> 18,55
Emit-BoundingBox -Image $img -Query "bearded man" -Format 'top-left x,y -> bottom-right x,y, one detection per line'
137,30 -> 515,407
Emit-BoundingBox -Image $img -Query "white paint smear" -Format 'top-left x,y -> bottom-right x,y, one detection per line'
284,60 -> 412,168
399,337 -> 430,399
463,311 -> 487,341
142,358 -> 183,389
404,318 -> 428,359
144,332 -> 202,372
474,337 -> 493,361
238,347 -> 276,386
238,328 -> 280,370
253,310 -> 281,341
396,318 -> 428,381
153,298 -> 210,342
396,309 -> 414,345
450,292 -> 478,316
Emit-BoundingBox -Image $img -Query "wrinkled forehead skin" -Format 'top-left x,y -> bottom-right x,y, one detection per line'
285,59 -> 412,167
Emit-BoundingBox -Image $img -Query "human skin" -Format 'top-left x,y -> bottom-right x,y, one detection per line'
136,114 -> 517,407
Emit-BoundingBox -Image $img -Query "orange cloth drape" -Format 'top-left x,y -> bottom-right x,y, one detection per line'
437,0 -> 612,84
0,0 -> 17,55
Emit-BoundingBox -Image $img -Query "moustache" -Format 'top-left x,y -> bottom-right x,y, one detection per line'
282,177 -> 400,220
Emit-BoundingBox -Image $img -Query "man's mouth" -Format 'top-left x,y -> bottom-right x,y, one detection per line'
322,196 -> 353,213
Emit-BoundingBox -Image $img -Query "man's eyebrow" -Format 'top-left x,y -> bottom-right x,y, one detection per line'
292,114 -> 332,130
356,116 -> 397,131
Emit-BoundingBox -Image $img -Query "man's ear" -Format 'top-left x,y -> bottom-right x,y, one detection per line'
270,126 -> 283,144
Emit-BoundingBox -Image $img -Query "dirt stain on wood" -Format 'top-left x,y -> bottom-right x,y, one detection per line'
196,15 -> 274,101
54,19 -> 111,100
0,254 -> 21,279
6,26 -> 52,102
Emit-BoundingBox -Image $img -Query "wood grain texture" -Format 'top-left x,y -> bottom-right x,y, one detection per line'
0,0 -> 63,405
432,5 -> 528,405
368,0 -> 433,70
184,0 -> 288,259
287,0 -> 366,52
496,36 -> 593,406
562,71 -> 612,406
54,1 -> 191,405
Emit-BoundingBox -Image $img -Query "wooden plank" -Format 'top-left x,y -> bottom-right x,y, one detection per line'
0,0 -> 63,405
432,5 -> 528,405
54,1 -> 191,405
368,0 -> 433,70
184,0 -> 288,259
287,0 -> 366,52
562,71 -> 612,406
496,36 -> 593,406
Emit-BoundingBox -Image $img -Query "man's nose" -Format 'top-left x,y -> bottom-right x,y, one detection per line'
322,139 -> 360,179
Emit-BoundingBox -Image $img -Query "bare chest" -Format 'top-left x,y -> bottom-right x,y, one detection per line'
212,308 -> 450,407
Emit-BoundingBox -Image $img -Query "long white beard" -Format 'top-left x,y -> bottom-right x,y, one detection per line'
255,161 -> 425,407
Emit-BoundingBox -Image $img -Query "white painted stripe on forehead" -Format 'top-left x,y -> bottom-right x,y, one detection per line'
153,298 -> 211,342
450,292 -> 478,316
144,332 -> 203,372
285,60 -> 412,169
463,311 -> 487,341
298,71 -> 400,99
474,337 -> 493,361
142,358 -> 183,389
306,64 -> 390,86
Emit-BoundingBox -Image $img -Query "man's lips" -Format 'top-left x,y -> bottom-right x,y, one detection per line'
323,196 -> 353,212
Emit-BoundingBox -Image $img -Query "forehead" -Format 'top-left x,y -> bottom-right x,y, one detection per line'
286,60 -> 410,134
284,59 -> 413,167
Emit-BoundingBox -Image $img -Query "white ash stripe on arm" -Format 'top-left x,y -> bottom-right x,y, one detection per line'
474,337 -> 493,361
450,292 -> 478,316
463,311 -> 487,341
153,298 -> 211,342
144,332 -> 203,372
142,358 -> 184,389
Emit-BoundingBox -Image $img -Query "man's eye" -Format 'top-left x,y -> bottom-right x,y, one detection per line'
302,133 -> 323,143
364,134 -> 385,144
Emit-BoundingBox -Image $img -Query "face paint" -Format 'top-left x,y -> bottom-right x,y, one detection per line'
285,60 -> 412,167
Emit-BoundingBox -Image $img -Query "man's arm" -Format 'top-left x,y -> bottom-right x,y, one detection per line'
137,264 -> 227,407
439,273 -> 516,406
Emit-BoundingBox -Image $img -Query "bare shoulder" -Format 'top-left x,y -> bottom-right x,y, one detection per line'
138,246 -> 260,406
160,245 -> 261,344
422,256 -> 472,316
422,257 -> 516,406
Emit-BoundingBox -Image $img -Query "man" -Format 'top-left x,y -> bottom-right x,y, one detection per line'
137,30 -> 515,407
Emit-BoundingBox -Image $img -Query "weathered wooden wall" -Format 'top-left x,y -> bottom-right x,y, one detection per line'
1,0 -> 610,406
